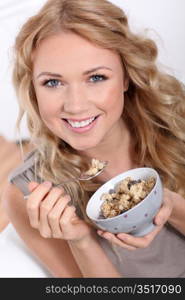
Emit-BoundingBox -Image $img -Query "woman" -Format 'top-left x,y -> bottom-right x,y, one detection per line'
3,0 -> 185,277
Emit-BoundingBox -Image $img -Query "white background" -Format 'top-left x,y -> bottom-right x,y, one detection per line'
0,0 -> 185,141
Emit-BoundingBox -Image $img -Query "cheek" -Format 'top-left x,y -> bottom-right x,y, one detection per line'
37,101 -> 48,116
102,84 -> 124,112
38,103 -> 59,134
36,92 -> 57,121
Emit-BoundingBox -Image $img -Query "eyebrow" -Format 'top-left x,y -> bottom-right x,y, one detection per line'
36,66 -> 113,79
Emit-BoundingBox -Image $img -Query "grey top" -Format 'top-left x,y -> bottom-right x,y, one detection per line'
8,150 -> 185,278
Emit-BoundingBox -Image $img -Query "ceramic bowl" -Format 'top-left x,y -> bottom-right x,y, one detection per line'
86,167 -> 163,236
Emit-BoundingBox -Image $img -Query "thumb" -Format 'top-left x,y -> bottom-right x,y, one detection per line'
28,181 -> 40,192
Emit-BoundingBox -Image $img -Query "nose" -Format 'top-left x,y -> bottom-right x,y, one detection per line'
63,84 -> 89,114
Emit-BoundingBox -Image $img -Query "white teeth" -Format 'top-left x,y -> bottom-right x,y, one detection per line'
67,117 -> 95,128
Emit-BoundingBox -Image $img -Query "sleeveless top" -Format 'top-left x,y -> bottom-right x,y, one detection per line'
8,150 -> 185,278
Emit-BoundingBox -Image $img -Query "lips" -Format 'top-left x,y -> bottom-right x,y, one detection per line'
62,115 -> 99,128
62,115 -> 100,132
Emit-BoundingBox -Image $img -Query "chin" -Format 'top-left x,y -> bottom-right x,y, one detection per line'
64,134 -> 103,151
72,144 -> 93,151
70,141 -> 99,152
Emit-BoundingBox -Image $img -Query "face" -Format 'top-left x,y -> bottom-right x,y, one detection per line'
32,31 -> 128,152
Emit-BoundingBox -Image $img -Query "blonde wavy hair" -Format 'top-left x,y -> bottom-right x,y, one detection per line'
13,0 -> 185,222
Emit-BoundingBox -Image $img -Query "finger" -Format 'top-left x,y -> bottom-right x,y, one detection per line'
116,224 -> 163,248
28,181 -> 40,192
48,195 -> 71,238
39,187 -> 65,238
59,205 -> 77,237
154,189 -> 173,226
26,181 -> 52,228
97,231 -> 137,250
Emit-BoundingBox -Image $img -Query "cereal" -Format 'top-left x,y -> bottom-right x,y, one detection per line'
100,176 -> 156,218
85,158 -> 105,176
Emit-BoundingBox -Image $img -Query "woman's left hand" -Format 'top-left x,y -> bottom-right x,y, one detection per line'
97,188 -> 175,250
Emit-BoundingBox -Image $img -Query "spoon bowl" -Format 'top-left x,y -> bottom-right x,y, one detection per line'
57,160 -> 108,184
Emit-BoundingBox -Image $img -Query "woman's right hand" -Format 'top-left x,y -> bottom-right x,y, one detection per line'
26,181 -> 92,243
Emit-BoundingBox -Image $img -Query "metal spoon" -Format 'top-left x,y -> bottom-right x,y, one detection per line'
56,160 -> 108,185
23,160 -> 108,199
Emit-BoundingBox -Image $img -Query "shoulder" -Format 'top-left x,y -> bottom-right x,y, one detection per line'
8,149 -> 40,196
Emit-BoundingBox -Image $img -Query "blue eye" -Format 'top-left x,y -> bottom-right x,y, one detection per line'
43,79 -> 61,88
89,74 -> 107,82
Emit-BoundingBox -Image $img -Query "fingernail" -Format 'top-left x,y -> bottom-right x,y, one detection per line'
117,233 -> 127,241
43,181 -> 52,187
156,217 -> 162,225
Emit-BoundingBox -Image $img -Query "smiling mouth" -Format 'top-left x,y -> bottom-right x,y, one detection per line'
63,116 -> 99,128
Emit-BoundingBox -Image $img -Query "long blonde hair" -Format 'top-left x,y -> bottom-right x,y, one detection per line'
13,0 -> 185,222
